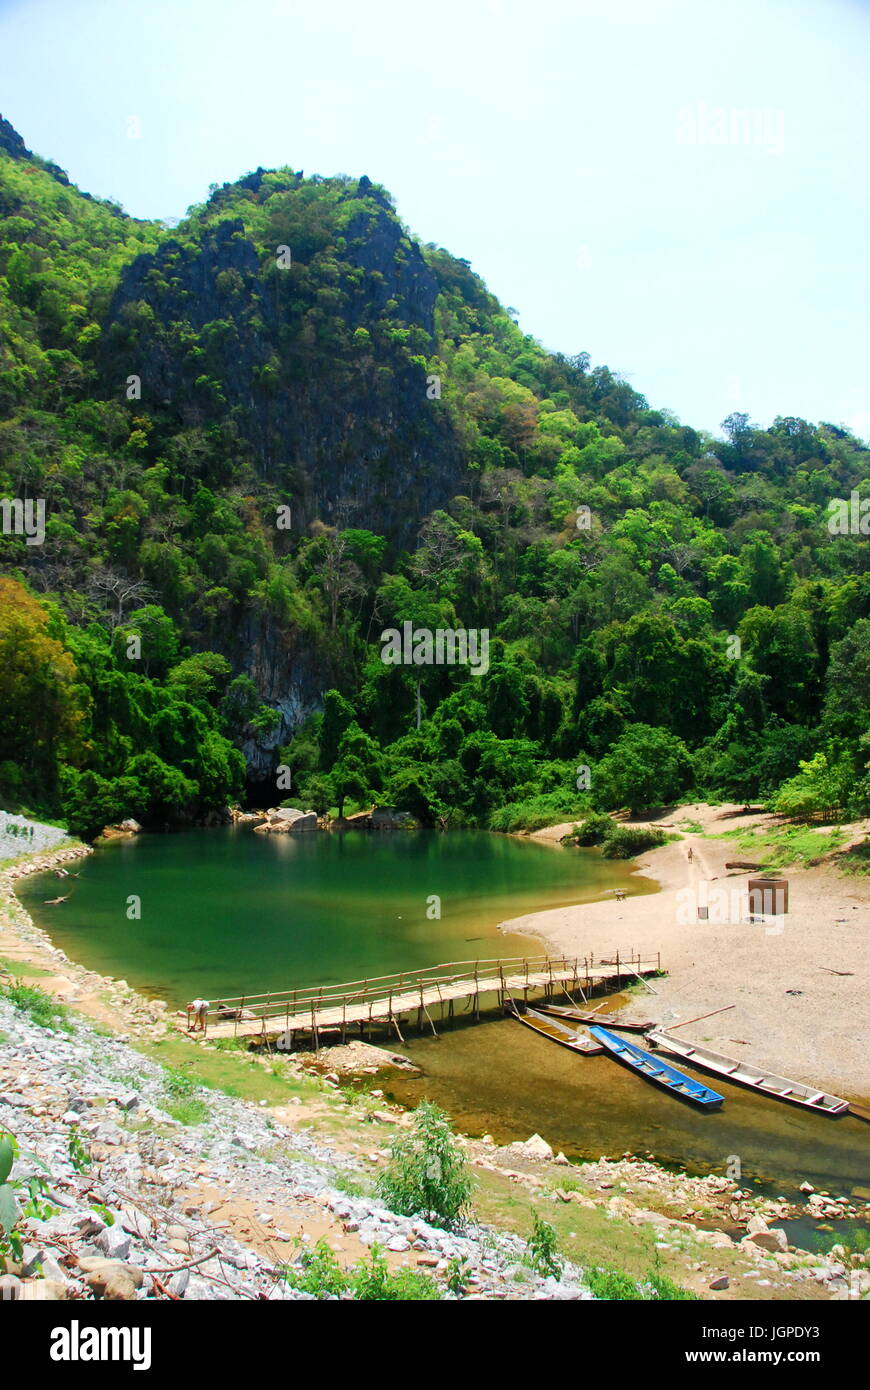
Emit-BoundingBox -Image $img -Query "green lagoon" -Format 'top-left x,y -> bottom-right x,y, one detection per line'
19,826 -> 649,1005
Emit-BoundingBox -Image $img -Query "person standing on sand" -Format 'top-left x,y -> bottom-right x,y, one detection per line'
186,998 -> 210,1032
687,847 -> 693,863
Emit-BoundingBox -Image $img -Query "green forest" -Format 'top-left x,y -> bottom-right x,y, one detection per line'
2,115 -> 869,840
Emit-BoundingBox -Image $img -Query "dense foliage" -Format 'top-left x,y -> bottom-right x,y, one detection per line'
2,117 -> 870,834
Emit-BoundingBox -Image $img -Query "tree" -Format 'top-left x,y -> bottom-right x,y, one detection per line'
320,689 -> 356,771
330,723 -> 382,817
769,751 -> 852,822
596,724 -> 693,813
0,578 -> 83,802
823,619 -> 870,739
294,773 -> 334,816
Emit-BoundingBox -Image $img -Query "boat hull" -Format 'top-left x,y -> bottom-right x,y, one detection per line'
589,1025 -> 724,1110
646,1030 -> 849,1116
537,1004 -> 654,1032
514,1008 -> 604,1055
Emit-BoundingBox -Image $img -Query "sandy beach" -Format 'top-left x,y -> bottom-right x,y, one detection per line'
502,804 -> 870,1100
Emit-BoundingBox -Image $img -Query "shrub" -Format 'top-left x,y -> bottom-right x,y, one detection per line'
377,1099 -> 474,1230
161,1067 -> 210,1125
561,812 -> 613,846
489,790 -> 591,833
584,1262 -> 697,1300
523,1213 -> 562,1279
0,1131 -> 55,1263
584,1265 -> 646,1300
644,1270 -> 698,1300
348,1244 -> 441,1301
282,1238 -> 442,1300
561,815 -> 669,858
600,825 -> 669,858
283,1238 -> 348,1297
1,980 -> 71,1032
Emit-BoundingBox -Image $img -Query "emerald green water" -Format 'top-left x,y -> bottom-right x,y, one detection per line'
19,827 -> 648,1005
18,826 -> 870,1196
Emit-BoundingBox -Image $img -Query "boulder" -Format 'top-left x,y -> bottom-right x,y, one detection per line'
18,1279 -> 68,1301
519,1133 -> 554,1161
95,1225 -> 132,1260
101,819 -> 142,838
256,808 -> 318,833
744,1228 -> 788,1253
78,1257 -> 144,1300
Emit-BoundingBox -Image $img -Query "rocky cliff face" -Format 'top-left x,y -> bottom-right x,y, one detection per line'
101,190 -> 467,545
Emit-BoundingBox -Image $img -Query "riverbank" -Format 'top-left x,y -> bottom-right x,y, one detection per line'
504,803 -> 870,1100
2,836 -> 865,1300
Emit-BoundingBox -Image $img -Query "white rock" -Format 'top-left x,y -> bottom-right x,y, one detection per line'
96,1225 -> 132,1260
519,1134 -> 554,1161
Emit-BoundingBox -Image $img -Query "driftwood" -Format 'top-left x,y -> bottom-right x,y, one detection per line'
725,861 -> 761,870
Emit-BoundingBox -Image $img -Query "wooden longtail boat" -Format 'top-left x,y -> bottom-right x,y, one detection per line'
514,1007 -> 604,1055
646,1030 -> 849,1116
537,1004 -> 654,1033
588,1026 -> 724,1109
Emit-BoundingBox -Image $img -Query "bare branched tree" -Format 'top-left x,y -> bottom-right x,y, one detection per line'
87,569 -> 152,626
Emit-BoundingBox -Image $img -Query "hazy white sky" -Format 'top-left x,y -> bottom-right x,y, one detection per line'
1,0 -> 868,438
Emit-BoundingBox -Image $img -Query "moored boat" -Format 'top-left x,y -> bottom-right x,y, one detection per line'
646,1030 -> 849,1115
537,1004 -> 654,1032
588,1026 -> 724,1109
514,1007 -> 604,1055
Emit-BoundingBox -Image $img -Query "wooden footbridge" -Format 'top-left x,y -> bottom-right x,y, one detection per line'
191,952 -> 662,1048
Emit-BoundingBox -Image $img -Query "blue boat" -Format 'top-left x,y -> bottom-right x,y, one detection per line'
588,1026 -> 724,1110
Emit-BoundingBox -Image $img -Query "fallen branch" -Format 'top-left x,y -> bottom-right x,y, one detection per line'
668,1004 -> 735,1031
142,1246 -> 223,1276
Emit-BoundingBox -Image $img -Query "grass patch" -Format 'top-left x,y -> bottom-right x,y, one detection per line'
585,1263 -> 697,1300
160,1066 -> 211,1125
720,823 -> 846,869
471,1167 -> 709,1296
0,979 -> 72,1032
164,1096 -> 210,1125
838,839 -> 870,875
136,1034 -> 322,1109
489,791 -> 592,833
0,955 -> 51,979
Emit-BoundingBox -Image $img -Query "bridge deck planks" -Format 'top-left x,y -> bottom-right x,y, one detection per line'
194,960 -> 659,1042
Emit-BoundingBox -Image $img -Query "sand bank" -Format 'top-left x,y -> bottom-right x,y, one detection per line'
502,804 -> 870,1098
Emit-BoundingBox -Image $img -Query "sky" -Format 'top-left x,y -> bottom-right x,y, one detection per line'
1,0 -> 868,439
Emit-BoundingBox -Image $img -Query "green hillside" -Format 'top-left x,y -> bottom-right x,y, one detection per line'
1,117 -> 869,837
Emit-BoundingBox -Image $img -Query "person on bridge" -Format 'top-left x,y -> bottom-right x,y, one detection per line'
186,998 -> 210,1032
